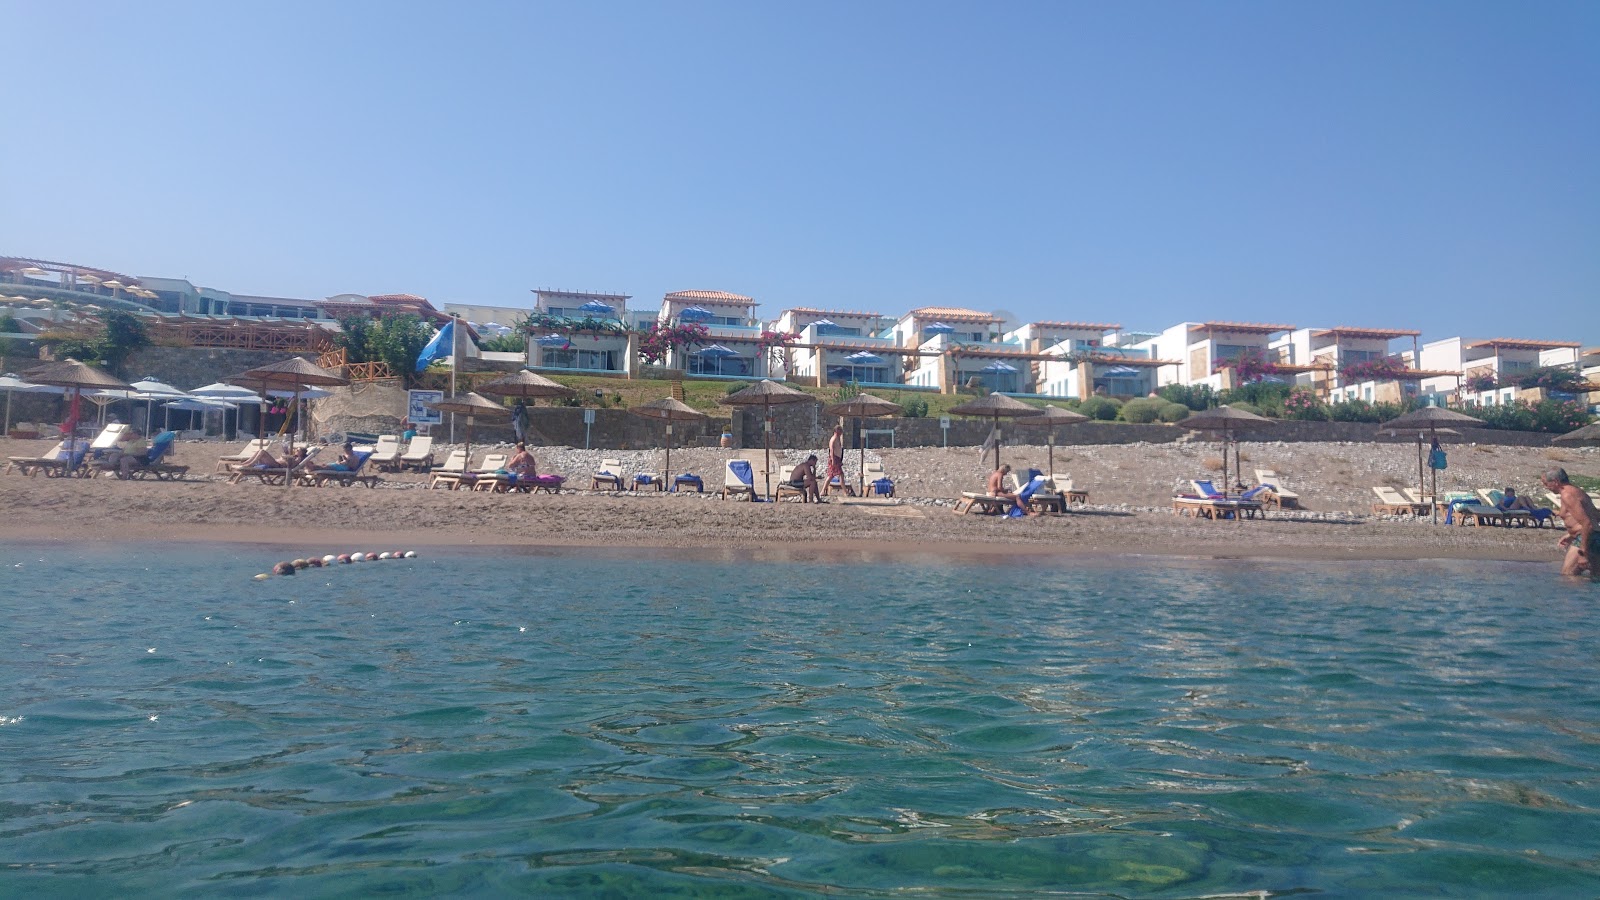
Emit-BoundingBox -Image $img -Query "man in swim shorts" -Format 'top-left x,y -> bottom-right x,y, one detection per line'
1542,467 -> 1598,577
789,454 -> 820,502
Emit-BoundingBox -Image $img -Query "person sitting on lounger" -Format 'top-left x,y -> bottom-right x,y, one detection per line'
236,446 -> 287,469
314,441 -> 358,472
987,464 -> 1037,517
1496,487 -> 1549,520
789,454 -> 821,502
507,442 -> 537,484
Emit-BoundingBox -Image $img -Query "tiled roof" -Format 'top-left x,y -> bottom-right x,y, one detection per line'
1316,326 -> 1422,339
665,290 -> 756,305
908,306 -> 999,323
531,289 -> 631,301
1466,338 -> 1582,350
1028,321 -> 1122,331
1192,321 -> 1296,334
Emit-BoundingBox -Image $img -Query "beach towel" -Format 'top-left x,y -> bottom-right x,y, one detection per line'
634,474 -> 655,485
1008,475 -> 1047,518
871,477 -> 895,496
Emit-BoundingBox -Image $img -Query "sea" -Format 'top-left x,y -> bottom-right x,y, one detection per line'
2,544 -> 1598,897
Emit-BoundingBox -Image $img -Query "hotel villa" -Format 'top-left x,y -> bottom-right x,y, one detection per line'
3,255 -> 1595,411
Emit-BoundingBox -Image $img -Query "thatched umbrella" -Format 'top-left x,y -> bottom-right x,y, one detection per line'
478,369 -> 575,402
228,358 -> 349,489
479,369 -> 576,444
426,392 -> 510,464
1553,422 -> 1600,445
630,397 -> 706,488
823,392 -> 901,495
948,393 -> 1043,471
1380,405 -> 1483,523
718,379 -> 815,501
1013,404 -> 1090,477
1179,405 -> 1275,494
22,358 -> 131,441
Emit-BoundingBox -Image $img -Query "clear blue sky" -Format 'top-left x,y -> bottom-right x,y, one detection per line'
2,1 -> 1595,342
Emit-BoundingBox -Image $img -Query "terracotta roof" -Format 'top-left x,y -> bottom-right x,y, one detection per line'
908,306 -> 999,323
1465,338 -> 1583,350
367,293 -> 429,303
1314,326 -> 1422,339
1191,321 -> 1296,334
664,290 -> 756,306
1028,321 -> 1122,332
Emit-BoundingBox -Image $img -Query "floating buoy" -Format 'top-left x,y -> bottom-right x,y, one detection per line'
273,561 -> 296,576
253,573 -> 271,581
404,551 -> 417,559
307,557 -> 324,568
351,553 -> 365,563
291,558 -> 308,569
322,555 -> 337,565
337,554 -> 351,564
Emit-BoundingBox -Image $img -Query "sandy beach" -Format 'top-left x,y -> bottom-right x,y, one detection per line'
3,434 -> 1592,565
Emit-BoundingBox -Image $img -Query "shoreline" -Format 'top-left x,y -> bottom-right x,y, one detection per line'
2,436 -> 1584,569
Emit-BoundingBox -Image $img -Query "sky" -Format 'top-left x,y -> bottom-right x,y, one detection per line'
1,1 -> 1595,342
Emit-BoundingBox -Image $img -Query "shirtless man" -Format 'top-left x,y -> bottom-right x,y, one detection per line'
788,454 -> 821,502
987,463 -> 1036,516
822,425 -> 846,496
1542,468 -> 1598,577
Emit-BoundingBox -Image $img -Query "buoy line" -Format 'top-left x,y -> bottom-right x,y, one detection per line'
253,550 -> 418,580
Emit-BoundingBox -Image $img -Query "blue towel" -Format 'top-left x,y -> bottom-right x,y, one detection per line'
729,460 -> 752,484
1008,476 -> 1047,517
634,474 -> 655,485
871,477 -> 894,495
672,474 -> 702,493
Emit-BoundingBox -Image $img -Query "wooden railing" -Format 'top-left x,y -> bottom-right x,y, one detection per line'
148,318 -> 338,354
316,347 -> 393,382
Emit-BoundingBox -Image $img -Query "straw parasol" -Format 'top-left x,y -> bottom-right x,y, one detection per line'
823,392 -> 902,495
1179,405 -> 1275,494
22,358 -> 131,439
1013,404 -> 1090,477
228,357 -> 349,486
1380,405 -> 1483,523
1552,422 -> 1600,445
630,397 -> 707,488
948,392 -> 1043,471
426,392 -> 510,463
478,369 -> 576,402
718,380 -> 815,501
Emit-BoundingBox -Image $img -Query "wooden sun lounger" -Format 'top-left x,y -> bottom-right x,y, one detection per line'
1173,496 -> 1265,520
954,492 -> 1012,515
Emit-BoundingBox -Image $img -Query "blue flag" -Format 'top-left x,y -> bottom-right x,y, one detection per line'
415,320 -> 454,372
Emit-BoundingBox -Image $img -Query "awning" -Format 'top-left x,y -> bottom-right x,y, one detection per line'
1101,365 -> 1141,377
980,361 -> 1018,373
679,306 -> 714,321
844,351 -> 885,365
697,344 -> 739,358
924,322 -> 955,334
578,301 -> 615,315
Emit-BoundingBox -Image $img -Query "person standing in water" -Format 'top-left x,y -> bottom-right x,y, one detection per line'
1542,468 -> 1597,577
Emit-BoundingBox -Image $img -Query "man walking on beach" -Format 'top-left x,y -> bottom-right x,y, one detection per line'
1542,468 -> 1597,577
823,425 -> 845,496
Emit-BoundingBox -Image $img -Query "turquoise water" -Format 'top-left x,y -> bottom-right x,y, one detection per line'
2,546 -> 1599,897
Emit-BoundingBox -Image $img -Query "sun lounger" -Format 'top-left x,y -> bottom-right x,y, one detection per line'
716,459 -> 757,500
304,450 -> 380,488
508,473 -> 565,494
229,447 -> 321,485
1007,472 -> 1063,514
215,439 -> 271,472
1253,468 -> 1301,510
6,438 -> 91,477
862,460 -> 895,498
427,450 -> 471,489
1371,486 -> 1426,517
672,473 -> 703,492
591,458 -> 625,491
954,492 -> 1012,515
398,435 -> 436,472
1475,489 -> 1551,528
460,454 -> 508,491
95,431 -> 187,481
774,465 -> 807,501
365,435 -> 402,472
1048,474 -> 1088,504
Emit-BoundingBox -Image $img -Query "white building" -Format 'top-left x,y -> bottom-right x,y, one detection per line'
657,290 -> 772,379
771,307 -> 902,386
1132,321 -> 1296,391
888,307 -> 1004,392
1269,326 -> 1428,403
1419,337 -> 1582,406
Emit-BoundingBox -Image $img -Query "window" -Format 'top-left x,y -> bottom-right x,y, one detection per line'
542,348 -> 616,371
826,364 -> 889,384
688,355 -> 753,377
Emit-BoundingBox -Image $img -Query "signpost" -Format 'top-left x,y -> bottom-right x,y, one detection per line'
408,390 -> 444,427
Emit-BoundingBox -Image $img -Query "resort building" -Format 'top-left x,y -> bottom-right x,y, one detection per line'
771,307 -> 905,388
657,290 -> 772,379
1267,327 -> 1452,404
1133,321 -> 1297,391
521,290 -> 633,376
1419,337 -> 1583,406
890,307 -> 1005,392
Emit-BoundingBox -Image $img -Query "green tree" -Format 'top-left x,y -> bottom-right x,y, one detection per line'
37,309 -> 149,375
337,314 -> 435,385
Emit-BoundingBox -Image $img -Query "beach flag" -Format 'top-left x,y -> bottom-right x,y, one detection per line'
416,320 -> 455,372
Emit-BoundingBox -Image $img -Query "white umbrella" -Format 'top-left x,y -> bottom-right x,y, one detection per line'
0,373 -> 55,436
192,382 -> 263,401
127,376 -> 191,433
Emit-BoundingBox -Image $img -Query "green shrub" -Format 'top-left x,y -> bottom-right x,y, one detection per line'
1078,396 -> 1122,421
1118,397 -> 1166,424
1475,399 -> 1590,434
1157,384 -> 1215,411
1158,401 -> 1191,423
1329,399 -> 1382,423
901,397 -> 928,418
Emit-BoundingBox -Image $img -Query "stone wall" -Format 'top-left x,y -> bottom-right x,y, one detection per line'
124,347 -> 303,388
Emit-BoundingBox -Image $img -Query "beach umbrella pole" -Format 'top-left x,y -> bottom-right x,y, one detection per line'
858,416 -> 865,496
763,402 -> 773,501
664,422 -> 673,486
4,389 -> 11,436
